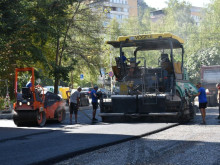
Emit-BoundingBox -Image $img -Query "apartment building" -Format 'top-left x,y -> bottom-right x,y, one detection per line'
190,6 -> 203,25
150,10 -> 165,22
89,0 -> 138,23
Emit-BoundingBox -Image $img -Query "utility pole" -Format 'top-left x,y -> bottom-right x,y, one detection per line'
110,48 -> 113,93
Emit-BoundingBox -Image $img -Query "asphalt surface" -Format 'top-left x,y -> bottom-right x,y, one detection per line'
55,107 -> 220,165
0,105 -> 177,165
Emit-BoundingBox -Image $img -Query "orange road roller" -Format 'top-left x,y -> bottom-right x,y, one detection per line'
13,67 -> 66,126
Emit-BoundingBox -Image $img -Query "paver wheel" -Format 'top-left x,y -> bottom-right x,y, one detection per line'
178,99 -> 191,123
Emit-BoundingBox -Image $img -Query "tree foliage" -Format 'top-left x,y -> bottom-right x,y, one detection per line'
104,0 -> 220,84
186,0 -> 220,82
0,0 -> 104,97
1,0 -> 220,98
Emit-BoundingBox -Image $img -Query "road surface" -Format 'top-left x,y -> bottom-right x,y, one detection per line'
0,107 -> 177,165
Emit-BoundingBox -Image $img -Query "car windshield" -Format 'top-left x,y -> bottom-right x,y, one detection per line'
98,88 -> 110,93
82,88 -> 93,92
82,88 -> 89,91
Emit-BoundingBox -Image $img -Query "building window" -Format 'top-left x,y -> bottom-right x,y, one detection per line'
116,14 -> 122,19
111,7 -> 117,11
122,15 -> 128,19
124,8 -> 128,12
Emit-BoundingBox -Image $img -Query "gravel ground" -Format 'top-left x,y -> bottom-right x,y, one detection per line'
55,107 -> 220,165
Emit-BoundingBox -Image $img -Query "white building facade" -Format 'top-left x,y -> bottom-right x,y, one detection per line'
89,0 -> 137,25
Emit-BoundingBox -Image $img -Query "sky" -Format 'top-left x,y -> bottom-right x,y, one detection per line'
144,0 -> 211,9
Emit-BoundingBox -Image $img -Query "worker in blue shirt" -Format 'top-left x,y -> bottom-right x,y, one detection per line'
91,85 -> 99,122
26,77 -> 32,88
121,52 -> 127,63
193,82 -> 207,124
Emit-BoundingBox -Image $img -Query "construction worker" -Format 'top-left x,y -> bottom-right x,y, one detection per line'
91,85 -> 99,122
26,76 -> 32,88
69,87 -> 82,124
193,82 -> 207,124
121,52 -> 127,63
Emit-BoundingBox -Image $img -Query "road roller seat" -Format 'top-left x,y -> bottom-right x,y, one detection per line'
22,87 -> 32,99
160,54 -> 173,73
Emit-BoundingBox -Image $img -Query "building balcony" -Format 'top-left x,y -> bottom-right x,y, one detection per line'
103,1 -> 129,8
110,10 -> 129,15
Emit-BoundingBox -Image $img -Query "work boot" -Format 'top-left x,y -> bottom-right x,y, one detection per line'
200,121 -> 206,125
92,118 -> 98,121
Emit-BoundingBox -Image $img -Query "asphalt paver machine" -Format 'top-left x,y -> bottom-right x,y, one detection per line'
100,33 -> 198,122
13,67 -> 66,126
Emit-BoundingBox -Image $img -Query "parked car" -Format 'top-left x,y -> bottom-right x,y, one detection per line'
97,88 -> 111,98
113,87 -> 120,95
80,93 -> 90,106
81,87 -> 93,98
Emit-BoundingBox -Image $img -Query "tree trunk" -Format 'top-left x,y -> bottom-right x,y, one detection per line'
70,71 -> 74,89
54,37 -> 60,94
54,77 -> 59,94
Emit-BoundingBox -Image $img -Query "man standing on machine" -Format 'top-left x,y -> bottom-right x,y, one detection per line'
26,76 -> 32,88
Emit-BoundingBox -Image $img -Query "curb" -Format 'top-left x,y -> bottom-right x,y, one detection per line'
0,111 -> 13,119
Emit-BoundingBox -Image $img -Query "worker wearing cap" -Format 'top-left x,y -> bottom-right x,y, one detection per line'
69,86 -> 82,124
193,82 -> 207,124
91,85 -> 99,122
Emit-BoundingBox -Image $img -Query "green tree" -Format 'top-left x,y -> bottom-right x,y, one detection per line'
0,0 -> 104,95
64,3 -> 104,89
0,0 -> 47,98
186,0 -> 220,82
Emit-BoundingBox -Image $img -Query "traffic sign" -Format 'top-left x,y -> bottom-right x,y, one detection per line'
108,71 -> 114,77
100,68 -> 105,76
80,74 -> 84,80
49,88 -> 54,92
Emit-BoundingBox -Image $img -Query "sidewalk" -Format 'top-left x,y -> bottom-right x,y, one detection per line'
0,110 -> 13,119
